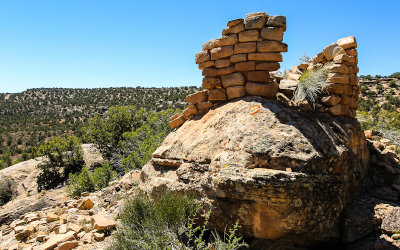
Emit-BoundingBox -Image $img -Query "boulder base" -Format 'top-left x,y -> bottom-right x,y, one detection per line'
140,96 -> 370,245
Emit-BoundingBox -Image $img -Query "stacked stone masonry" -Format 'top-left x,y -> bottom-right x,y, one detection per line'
169,12 -> 360,128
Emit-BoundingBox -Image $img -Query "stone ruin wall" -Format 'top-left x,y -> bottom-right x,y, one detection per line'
169,12 -> 360,129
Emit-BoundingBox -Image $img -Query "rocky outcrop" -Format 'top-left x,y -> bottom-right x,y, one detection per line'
140,96 -> 370,246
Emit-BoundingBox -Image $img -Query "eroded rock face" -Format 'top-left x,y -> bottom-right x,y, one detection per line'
140,96 -> 370,245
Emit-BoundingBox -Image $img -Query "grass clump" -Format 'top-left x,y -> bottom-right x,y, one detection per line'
293,65 -> 329,108
67,162 -> 116,197
108,192 -> 248,250
0,176 -> 14,206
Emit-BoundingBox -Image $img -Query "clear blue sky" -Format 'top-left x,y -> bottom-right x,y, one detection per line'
0,0 -> 399,93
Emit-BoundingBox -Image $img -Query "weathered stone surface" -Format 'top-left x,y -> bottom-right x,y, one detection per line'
78,198 -> 94,210
327,73 -> 350,84
349,74 -> 358,85
41,231 -> 75,250
323,83 -> 344,95
346,48 -> 358,57
248,53 -> 282,62
208,88 -> 227,101
327,64 -> 349,74
382,207 -> 400,234
198,60 -> 215,70
222,23 -> 245,36
202,67 -> 217,77
216,66 -> 235,76
266,15 -> 287,30
67,223 -> 83,233
211,46 -> 234,60
235,61 -> 256,71
246,82 -> 278,98
142,96 -> 369,244
333,54 -> 356,64
91,214 -> 116,231
246,12 -> 268,18
238,30 -> 259,42
57,240 -> 79,250
226,86 -> 246,100
247,71 -> 270,82
321,95 -> 341,106
197,101 -> 213,110
337,36 -> 357,49
234,42 -> 256,54
230,54 -> 247,63
328,104 -> 349,116
46,212 -> 59,223
15,225 -> 35,241
195,51 -> 210,64
202,77 -> 221,89
170,113 -> 180,121
286,72 -> 302,81
93,232 -> 105,241
202,39 -> 220,51
298,62 -> 309,70
278,79 -> 298,98
169,115 -> 185,129
186,91 -> 208,104
183,105 -> 198,119
256,62 -> 280,71
260,27 -> 284,41
227,18 -> 244,27
323,43 -> 346,60
215,59 -> 231,68
257,41 -> 288,52
221,72 -> 245,87
218,34 -> 238,46
244,15 -> 267,29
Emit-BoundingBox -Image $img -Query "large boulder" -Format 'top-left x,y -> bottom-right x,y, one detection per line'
140,96 -> 370,245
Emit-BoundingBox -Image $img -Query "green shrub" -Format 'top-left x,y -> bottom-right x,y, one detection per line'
67,162 -> 116,197
33,136 -> 84,190
293,65 -> 328,107
0,176 -> 14,206
108,192 -> 248,250
390,72 -> 400,79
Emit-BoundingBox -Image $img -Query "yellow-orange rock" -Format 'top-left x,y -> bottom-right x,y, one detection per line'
238,30 -> 259,42
186,91 -> 208,104
248,53 -> 282,62
257,41 -> 288,52
234,42 -> 256,54
210,46 -> 234,60
90,214 -> 116,231
226,86 -> 246,100
337,36 -> 357,49
208,89 -> 227,101
245,82 -> 278,98
260,27 -> 284,41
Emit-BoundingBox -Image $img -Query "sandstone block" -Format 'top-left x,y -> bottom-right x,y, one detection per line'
248,52 -> 282,62
222,23 -> 245,36
198,60 -> 215,70
247,71 -> 270,82
238,30 -> 259,42
234,42 -> 256,54
195,51 -> 210,64
183,105 -> 198,119
187,91 -> 208,104
230,54 -> 247,63
202,77 -> 221,89
41,231 -> 76,250
170,113 -> 180,121
235,61 -> 256,71
346,48 -> 358,57
323,43 -> 346,60
46,212 -> 59,223
286,72 -> 302,81
67,223 -> 83,233
15,225 -> 35,241
337,36 -> 357,49
246,81 -> 278,98
313,52 -> 326,63
244,15 -> 267,29
327,64 -> 349,74
333,54 -> 356,64
321,95 -> 341,106
323,83 -> 344,95
327,73 -> 349,84
202,39 -> 220,51
246,12 -> 269,18
215,59 -> 231,68
93,232 -> 105,241
352,65 -> 359,73
208,88 -> 227,101
211,46 -> 234,60
257,41 -> 288,52
78,198 -> 94,210
197,101 -> 213,110
226,86 -> 246,100
328,104 -> 349,116
91,214 -> 117,231
343,85 -> 353,96
343,95 -> 358,109
348,109 -> 356,118
266,15 -> 287,30
218,34 -> 238,46
298,62 -> 309,70
57,240 -> 79,250
169,115 -> 185,129
256,62 -> 280,71
221,72 -> 245,87
227,18 -> 244,27
216,66 -> 235,75
202,67 -> 217,77
349,74 -> 358,85
260,27 -> 284,41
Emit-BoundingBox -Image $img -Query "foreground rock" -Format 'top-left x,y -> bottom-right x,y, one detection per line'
140,96 -> 370,246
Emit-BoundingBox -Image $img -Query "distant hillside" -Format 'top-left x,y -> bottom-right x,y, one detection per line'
0,87 -> 200,167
